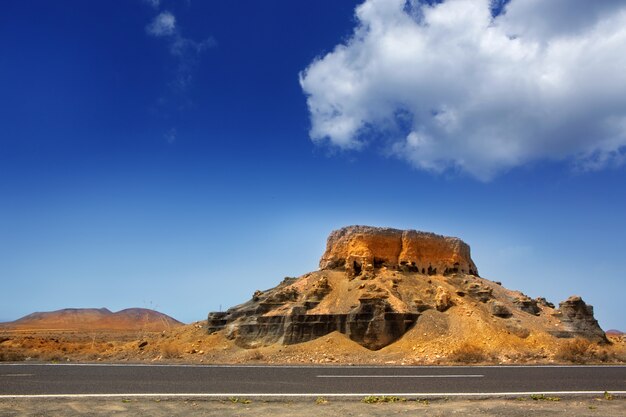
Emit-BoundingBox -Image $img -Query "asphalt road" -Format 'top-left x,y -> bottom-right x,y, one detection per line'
0,364 -> 625,397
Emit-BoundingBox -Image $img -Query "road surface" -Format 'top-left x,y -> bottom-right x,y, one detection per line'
0,364 -> 624,398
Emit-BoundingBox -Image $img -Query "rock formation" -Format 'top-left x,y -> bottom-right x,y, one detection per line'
207,276 -> 418,350
319,226 -> 478,278
207,225 -> 608,350
549,296 -> 608,343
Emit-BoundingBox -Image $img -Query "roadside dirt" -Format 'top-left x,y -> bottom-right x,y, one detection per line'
1,322 -> 624,365
0,396 -> 623,417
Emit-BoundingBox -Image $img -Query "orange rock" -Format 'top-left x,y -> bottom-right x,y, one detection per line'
319,226 -> 478,278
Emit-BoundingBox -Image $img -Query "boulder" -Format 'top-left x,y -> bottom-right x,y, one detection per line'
513,296 -> 540,315
435,286 -> 453,312
490,301 -> 512,318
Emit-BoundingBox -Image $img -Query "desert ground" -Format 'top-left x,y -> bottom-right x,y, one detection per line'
1,395 -> 624,417
1,320 -> 624,365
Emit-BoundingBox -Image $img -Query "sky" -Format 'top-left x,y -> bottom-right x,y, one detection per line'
1,0 -> 625,331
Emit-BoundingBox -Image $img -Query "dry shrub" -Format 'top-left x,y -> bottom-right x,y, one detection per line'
39,353 -> 64,362
247,349 -> 264,361
449,342 -> 489,363
0,349 -> 26,362
160,342 -> 182,359
501,350 -> 546,363
555,339 -> 606,364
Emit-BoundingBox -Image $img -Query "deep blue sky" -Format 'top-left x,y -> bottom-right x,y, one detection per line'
1,0 -> 624,330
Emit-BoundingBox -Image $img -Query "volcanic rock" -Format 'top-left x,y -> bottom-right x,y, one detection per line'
490,301 -> 512,318
550,296 -> 608,343
319,226 -> 478,278
513,296 -> 541,316
207,225 -> 608,351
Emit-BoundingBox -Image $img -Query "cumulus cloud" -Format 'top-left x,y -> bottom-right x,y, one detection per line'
299,0 -> 626,180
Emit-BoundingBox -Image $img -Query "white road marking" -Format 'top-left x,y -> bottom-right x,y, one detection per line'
317,374 -> 484,378
0,391 -> 624,399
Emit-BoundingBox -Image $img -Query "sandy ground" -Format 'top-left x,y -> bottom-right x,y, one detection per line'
0,396 -> 623,417
2,322 -> 624,365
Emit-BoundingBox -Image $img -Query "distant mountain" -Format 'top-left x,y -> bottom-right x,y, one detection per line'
606,329 -> 624,336
0,307 -> 182,331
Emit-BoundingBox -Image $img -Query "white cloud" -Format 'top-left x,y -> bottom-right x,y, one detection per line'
146,11 -> 176,37
299,0 -> 626,180
499,0 -> 626,40
145,10 -> 216,91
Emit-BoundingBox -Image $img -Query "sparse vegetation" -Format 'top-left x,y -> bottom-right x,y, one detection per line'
554,339 -> 611,364
160,341 -> 182,359
0,349 -> 26,361
449,342 -> 489,363
604,391 -> 614,400
530,394 -> 560,401
248,349 -> 264,361
228,397 -> 251,404
362,395 -> 405,403
315,396 -> 328,405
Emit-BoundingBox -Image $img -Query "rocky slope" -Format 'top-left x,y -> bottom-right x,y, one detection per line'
208,226 -> 608,352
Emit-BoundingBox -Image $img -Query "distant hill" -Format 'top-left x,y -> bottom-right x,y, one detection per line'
0,308 -> 182,331
606,329 -> 624,336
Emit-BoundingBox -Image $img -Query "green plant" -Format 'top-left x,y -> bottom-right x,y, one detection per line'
604,391 -> 613,400
530,394 -> 560,401
315,396 -> 328,405
229,397 -> 251,404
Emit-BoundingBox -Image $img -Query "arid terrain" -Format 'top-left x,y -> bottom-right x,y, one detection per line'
1,314 -> 624,365
1,226 -> 624,365
1,396 -> 625,417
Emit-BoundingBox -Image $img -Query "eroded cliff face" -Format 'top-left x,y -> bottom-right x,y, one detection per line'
319,226 -> 478,278
549,296 -> 608,342
207,226 -> 608,351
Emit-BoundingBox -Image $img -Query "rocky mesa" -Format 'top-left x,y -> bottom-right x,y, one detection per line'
320,226 -> 478,278
208,226 -> 609,355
